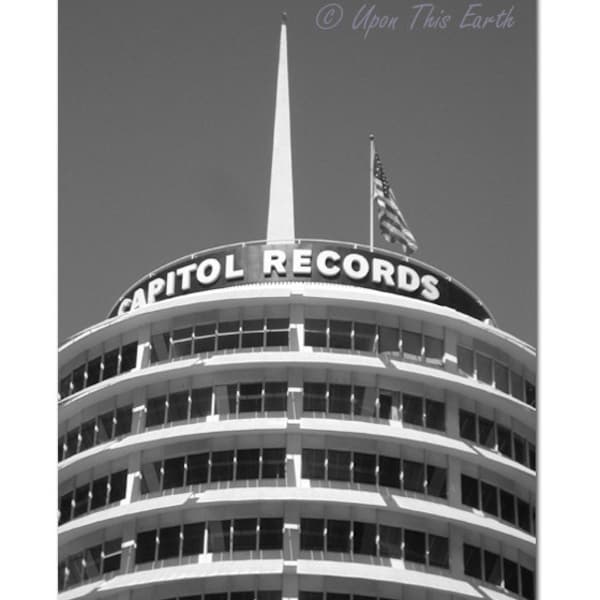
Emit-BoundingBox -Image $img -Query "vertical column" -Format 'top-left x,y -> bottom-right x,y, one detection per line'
125,388 -> 146,503
289,302 -> 304,353
448,523 -> 464,577
444,327 -> 459,374
119,519 -> 138,574
447,454 -> 462,508
136,324 -> 152,369
283,503 -> 300,600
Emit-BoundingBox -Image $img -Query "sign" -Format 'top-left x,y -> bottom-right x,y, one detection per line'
109,241 -> 492,322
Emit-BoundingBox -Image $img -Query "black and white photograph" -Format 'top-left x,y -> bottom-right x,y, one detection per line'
57,2 -> 537,599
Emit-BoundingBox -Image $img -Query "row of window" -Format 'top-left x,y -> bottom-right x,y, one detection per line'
58,405 -> 132,462
460,409 -> 536,470
457,346 -> 536,407
150,318 -> 291,364
136,518 -> 284,563
59,470 -> 127,525
58,538 -> 122,591
461,475 -> 535,534
464,543 -> 534,599
300,595 -> 404,600
302,449 -> 447,498
304,319 -> 444,365
59,341 -> 137,399
300,518 -> 449,567
141,448 -> 286,494
162,593 -> 281,600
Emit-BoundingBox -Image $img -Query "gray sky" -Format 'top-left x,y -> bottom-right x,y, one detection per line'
59,0 -> 536,345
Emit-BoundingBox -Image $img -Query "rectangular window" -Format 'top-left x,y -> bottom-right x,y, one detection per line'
304,382 -> 327,412
403,460 -> 425,493
500,490 -> 516,524
259,518 -> 283,550
514,434 -> 527,465
216,320 -> 240,350
300,518 -> 324,550
476,353 -> 493,384
378,455 -> 401,489
494,362 -> 509,393
97,411 -> 114,443
328,384 -> 351,414
379,524 -> 402,558
428,534 -> 449,568
109,470 -> 127,503
352,385 -> 366,416
264,382 -> 287,411
86,356 -> 102,387
193,322 -> 216,353
60,374 -> 71,399
525,380 -> 536,407
461,474 -> 480,509
187,453 -> 209,485
102,538 -> 122,573
510,371 -> 524,400
404,529 -> 426,564
425,399 -> 445,431
158,526 -> 181,560
59,491 -> 72,525
266,317 -> 289,346
457,346 -> 474,375
103,348 -> 119,379
71,364 -> 86,394
484,550 -> 502,585
262,448 -> 286,479
354,322 -> 376,352
191,387 -> 212,418
353,452 -> 376,485
520,566 -> 535,600
353,521 -> 376,556
163,457 -> 185,490
304,318 -> 327,347
378,392 -> 392,419
239,383 -> 263,413
327,520 -> 350,552
478,416 -> 495,448
427,465 -> 447,499
58,436 -> 65,462
517,499 -> 531,532
115,405 -> 132,436
65,429 -> 79,458
481,482 -> 499,516
67,553 -> 83,586
141,461 -> 162,494
463,544 -> 482,578
302,449 -> 325,480
529,444 -> 536,471
327,450 -> 351,481
182,522 -> 205,556
459,410 -> 477,441
424,336 -> 444,362
135,530 -> 157,564
329,320 -> 352,349
242,319 -> 264,348
503,558 -> 519,594
236,448 -> 260,480
403,394 -> 423,426
120,342 -> 137,372
73,483 -> 90,517
79,419 -> 95,452
167,391 -> 189,423
90,476 -> 108,510
402,330 -> 422,358
146,395 -> 166,428
150,332 -> 171,363
497,425 -> 512,458
84,545 -> 102,579
233,518 -> 257,551
211,450 -> 234,482
378,326 -> 399,352
208,520 -> 231,552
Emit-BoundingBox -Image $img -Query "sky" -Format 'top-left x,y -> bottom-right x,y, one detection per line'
59,0 -> 536,345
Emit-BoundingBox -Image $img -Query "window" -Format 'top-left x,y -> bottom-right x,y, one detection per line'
242,319 -> 264,348
378,455 -> 401,489
514,434 -> 527,465
194,322 -> 216,353
517,499 -> 531,532
461,475 -> 480,509
266,318 -> 289,346
354,452 -> 376,484
151,332 -> 170,363
428,534 -> 449,568
464,544 -> 482,578
103,348 -> 119,379
379,524 -> 402,558
305,319 -> 327,347
211,451 -> 234,482
302,449 -> 325,479
97,411 -> 114,442
525,380 -> 536,407
84,545 -> 101,579
59,491 -> 73,525
427,466 -> 447,498
495,362 -> 509,393
329,320 -> 352,349
402,330 -> 422,357
146,395 -> 166,427
425,399 -> 445,431
208,520 -> 231,552
67,553 -> 83,586
511,371 -> 524,400
529,444 -> 536,471
141,461 -> 162,494
404,529 -> 426,564
403,460 -> 425,493
378,392 -> 392,419
167,391 -> 189,422
329,384 -> 351,414
327,450 -> 351,481
65,430 -> 78,458
304,383 -> 327,412
459,410 -> 477,441
79,420 -> 95,452
163,457 -> 185,490
120,342 -> 137,372
521,566 -> 535,600
500,490 -> 516,524
86,356 -> 101,386
182,523 -> 204,556
217,321 -> 240,350
71,365 -> 85,393
481,482 -> 499,516
236,449 -> 260,480
484,550 -> 501,585
378,326 -> 399,352
478,416 -> 495,448
108,470 -> 127,503
233,518 -> 257,551
476,353 -> 493,384
300,518 -> 324,550
353,521 -> 376,555
73,484 -> 90,517
191,387 -> 212,418
187,453 -> 209,485
239,383 -> 262,413
264,382 -> 287,411
327,520 -> 350,552
136,530 -> 157,564
403,394 -> 423,426
260,518 -> 283,550
158,526 -> 181,559
497,425 -> 512,458
457,346 -> 474,375
90,477 -> 108,510
354,322 -> 376,352
262,448 -> 286,479
503,558 -> 519,594
424,336 -> 443,363
115,405 -> 132,436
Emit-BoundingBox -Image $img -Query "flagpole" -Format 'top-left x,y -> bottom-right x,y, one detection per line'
369,133 -> 375,251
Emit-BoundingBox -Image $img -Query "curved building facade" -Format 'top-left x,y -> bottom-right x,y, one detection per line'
58,17 -> 535,600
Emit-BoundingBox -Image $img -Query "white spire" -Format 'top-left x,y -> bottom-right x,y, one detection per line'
266,14 -> 295,242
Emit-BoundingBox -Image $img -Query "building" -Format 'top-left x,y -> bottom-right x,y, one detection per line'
58,16 -> 536,600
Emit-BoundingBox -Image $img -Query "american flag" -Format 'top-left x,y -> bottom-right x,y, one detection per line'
372,151 -> 418,254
